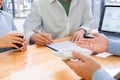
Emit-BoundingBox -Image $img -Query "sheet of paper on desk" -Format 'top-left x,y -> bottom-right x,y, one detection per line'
46,40 -> 92,55
10,66 -> 53,80
104,65 -> 120,77
95,52 -> 113,58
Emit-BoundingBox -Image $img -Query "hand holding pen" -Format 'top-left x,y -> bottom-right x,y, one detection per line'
31,30 -> 53,45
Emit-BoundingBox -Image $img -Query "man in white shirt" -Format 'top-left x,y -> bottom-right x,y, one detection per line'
24,0 -> 93,45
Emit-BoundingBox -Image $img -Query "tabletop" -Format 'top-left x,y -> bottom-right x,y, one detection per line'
0,37 -> 120,80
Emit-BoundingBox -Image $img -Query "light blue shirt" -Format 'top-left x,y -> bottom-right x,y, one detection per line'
0,10 -> 17,52
108,39 -> 120,56
92,40 -> 120,80
92,68 -> 115,80
24,0 -> 93,43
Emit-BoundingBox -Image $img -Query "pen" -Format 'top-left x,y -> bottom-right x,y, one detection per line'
45,45 -> 58,51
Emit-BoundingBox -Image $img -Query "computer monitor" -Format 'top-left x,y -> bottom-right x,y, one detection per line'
100,6 -> 120,33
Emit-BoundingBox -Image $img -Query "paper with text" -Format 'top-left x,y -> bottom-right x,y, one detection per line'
46,40 -> 92,55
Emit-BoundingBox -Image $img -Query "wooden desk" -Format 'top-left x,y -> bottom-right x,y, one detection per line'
0,37 -> 120,80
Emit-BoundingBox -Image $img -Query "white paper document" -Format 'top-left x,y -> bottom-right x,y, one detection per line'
104,65 -> 120,77
96,52 -> 113,58
46,40 -> 92,55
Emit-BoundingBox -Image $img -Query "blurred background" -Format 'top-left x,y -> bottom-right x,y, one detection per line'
1,0 -> 120,32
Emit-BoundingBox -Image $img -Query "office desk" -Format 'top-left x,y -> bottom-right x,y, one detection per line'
0,37 -> 120,80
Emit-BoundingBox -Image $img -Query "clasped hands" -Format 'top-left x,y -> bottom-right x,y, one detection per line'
0,32 -> 27,52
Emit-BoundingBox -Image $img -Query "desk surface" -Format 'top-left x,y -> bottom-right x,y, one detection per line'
0,37 -> 120,80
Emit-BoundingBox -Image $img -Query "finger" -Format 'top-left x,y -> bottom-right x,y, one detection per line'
19,46 -> 27,52
78,35 -> 84,41
39,32 -> 52,42
71,32 -> 77,42
77,40 -> 95,51
39,38 -> 52,44
11,33 -> 24,37
76,39 -> 90,46
12,37 -> 24,42
11,44 -> 19,49
80,38 -> 92,42
12,41 -> 23,45
19,41 -> 27,51
64,60 -> 78,66
74,34 -> 84,42
91,33 -> 100,37
72,51 -> 91,61
45,34 -> 52,42
23,36 -> 26,40
99,33 -> 107,39
22,40 -> 27,47
37,34 -> 51,44
72,30 -> 85,42
77,41 -> 90,49
64,59 -> 84,71
36,39 -> 47,45
76,41 -> 84,46
38,33 -> 52,43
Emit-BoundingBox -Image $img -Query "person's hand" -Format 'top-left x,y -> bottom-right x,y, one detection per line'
64,51 -> 101,80
0,33 -> 24,49
71,29 -> 86,42
18,36 -> 27,52
30,32 -> 53,45
76,33 -> 108,53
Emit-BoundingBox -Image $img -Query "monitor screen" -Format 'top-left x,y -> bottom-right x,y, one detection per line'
101,6 -> 120,33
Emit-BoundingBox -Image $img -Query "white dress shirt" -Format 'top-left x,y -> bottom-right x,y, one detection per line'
24,0 -> 93,43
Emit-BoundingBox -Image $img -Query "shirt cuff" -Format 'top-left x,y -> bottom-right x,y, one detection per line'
25,32 -> 35,44
107,39 -> 120,56
77,26 -> 92,34
92,68 -> 115,80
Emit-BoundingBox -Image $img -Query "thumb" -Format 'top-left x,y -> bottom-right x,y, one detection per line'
91,33 -> 100,37
72,51 -> 90,62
